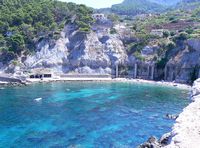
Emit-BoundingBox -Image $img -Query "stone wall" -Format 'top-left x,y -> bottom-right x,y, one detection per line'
0,76 -> 22,83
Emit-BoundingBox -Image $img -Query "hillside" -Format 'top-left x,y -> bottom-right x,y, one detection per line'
0,0 -> 200,84
0,0 -> 94,64
150,0 -> 180,6
176,0 -> 200,10
109,0 -> 200,16
111,0 -> 165,16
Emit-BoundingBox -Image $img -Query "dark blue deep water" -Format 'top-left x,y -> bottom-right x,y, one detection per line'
0,82 -> 189,147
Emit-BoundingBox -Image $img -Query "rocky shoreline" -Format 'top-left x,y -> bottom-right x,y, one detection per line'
0,81 -> 27,87
0,78 -> 191,90
139,78 -> 200,148
164,78 -> 200,148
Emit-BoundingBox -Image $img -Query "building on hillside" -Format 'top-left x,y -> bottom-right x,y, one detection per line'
29,68 -> 53,79
92,13 -> 106,20
135,13 -> 154,20
150,29 -> 167,37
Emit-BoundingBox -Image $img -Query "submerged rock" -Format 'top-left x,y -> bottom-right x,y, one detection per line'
165,114 -> 179,120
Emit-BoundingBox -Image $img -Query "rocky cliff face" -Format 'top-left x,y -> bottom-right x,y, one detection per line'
164,39 -> 200,83
1,19 -> 200,84
22,23 -> 128,75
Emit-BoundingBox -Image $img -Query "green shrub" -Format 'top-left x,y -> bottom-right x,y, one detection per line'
110,28 -> 117,34
134,51 -> 145,61
186,28 -> 194,34
166,41 -> 176,50
12,60 -> 19,66
163,31 -> 170,38
170,31 -> 176,36
176,32 -> 188,40
79,27 -> 90,33
0,0 -> 94,57
157,57 -> 168,69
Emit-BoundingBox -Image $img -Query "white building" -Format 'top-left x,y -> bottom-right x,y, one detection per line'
150,29 -> 166,37
92,14 -> 106,20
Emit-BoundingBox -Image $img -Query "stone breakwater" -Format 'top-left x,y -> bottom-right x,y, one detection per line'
165,78 -> 200,148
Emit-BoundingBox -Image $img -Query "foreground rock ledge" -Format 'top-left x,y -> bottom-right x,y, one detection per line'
165,79 -> 200,148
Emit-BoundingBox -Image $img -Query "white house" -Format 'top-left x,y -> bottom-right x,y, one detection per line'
150,29 -> 166,37
92,14 -> 106,20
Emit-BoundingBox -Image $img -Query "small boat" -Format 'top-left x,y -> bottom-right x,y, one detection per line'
34,97 -> 42,102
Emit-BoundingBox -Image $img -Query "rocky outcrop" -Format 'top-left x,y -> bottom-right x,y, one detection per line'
160,133 -> 171,146
0,19 -> 199,83
164,39 -> 200,83
187,39 -> 200,51
138,132 -> 172,148
141,45 -> 159,56
165,114 -> 178,120
23,24 -> 128,75
138,136 -> 161,148
164,78 -> 200,148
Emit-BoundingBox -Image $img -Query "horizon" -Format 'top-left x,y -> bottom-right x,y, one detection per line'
59,0 -> 123,8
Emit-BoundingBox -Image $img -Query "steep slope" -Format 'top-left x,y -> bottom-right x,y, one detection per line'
182,0 -> 200,2
23,24 -> 128,74
176,0 -> 200,10
0,0 -> 94,64
111,0 -> 165,16
0,0 -> 200,83
149,0 -> 180,6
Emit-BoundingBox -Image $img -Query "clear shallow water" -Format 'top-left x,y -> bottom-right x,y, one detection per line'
0,82 -> 189,147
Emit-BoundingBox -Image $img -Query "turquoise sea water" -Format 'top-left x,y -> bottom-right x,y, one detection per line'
0,82 -> 189,147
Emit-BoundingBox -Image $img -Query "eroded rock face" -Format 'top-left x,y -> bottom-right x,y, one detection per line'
23,24 -> 128,74
141,46 -> 159,56
25,34 -> 69,70
0,21 -> 199,83
187,39 -> 200,51
164,40 -> 200,83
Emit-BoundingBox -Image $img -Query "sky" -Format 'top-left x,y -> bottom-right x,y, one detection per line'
59,0 -> 123,8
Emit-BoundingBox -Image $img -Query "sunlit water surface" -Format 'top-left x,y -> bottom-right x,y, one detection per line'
0,82 -> 189,147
